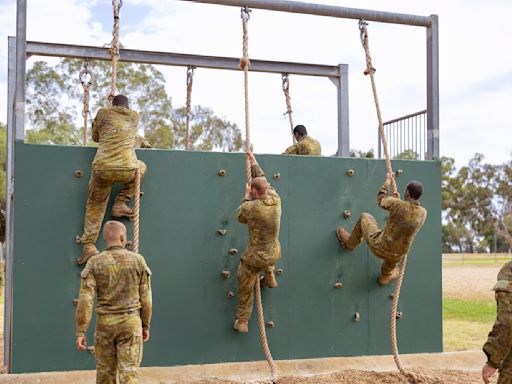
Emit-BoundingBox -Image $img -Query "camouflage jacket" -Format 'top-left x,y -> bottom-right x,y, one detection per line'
75,245 -> 152,337
236,164 -> 282,269
91,106 -> 139,170
483,261 -> 512,368
283,135 -> 321,156
375,180 -> 427,257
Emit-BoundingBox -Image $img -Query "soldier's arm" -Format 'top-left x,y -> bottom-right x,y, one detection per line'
139,260 -> 153,331
75,264 -> 96,337
483,290 -> 512,368
236,199 -> 252,224
283,144 -> 299,155
377,179 -> 399,210
136,135 -> 153,148
91,110 -> 103,143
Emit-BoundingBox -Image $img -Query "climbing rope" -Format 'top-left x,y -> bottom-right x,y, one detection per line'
359,20 -> 439,384
281,73 -> 295,144
108,0 -> 122,103
240,7 -> 278,384
79,59 -> 92,146
132,168 -> 141,253
185,66 -> 195,150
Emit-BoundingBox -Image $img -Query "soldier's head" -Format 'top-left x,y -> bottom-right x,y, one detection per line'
405,180 -> 423,201
112,95 -> 129,108
103,220 -> 128,247
293,125 -> 307,141
251,176 -> 269,199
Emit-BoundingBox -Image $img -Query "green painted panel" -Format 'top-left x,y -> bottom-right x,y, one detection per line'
10,142 -> 442,373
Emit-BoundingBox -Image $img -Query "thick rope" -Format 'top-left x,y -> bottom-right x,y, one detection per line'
108,0 -> 121,104
132,168 -> 140,254
281,73 -> 295,144
359,20 -> 439,384
79,60 -> 92,146
240,8 -> 278,384
185,66 -> 194,150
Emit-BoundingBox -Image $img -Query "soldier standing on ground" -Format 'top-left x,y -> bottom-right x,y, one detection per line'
75,221 -> 152,384
233,151 -> 282,333
336,173 -> 427,285
482,261 -> 512,384
77,94 -> 151,265
283,125 -> 321,156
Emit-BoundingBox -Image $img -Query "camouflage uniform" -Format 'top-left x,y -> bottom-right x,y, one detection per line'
81,106 -> 147,245
483,261 -> 512,383
340,179 -> 427,276
235,164 -> 281,322
76,245 -> 152,384
283,135 -> 321,156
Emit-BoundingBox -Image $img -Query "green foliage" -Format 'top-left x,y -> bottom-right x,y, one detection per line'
394,149 -> 419,160
349,149 -> 374,158
443,298 -> 496,323
25,58 -> 242,151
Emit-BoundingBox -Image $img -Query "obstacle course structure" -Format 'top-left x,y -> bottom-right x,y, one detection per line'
5,0 -> 440,375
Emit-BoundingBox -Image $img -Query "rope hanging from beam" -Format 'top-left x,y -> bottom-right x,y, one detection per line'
109,0 -> 122,104
359,19 -> 439,384
240,7 -> 278,384
281,73 -> 296,144
79,59 -> 92,146
185,66 -> 195,150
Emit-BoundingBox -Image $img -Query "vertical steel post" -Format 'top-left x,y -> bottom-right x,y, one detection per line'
5,36 -> 17,372
337,64 -> 349,157
427,15 -> 439,160
15,0 -> 27,141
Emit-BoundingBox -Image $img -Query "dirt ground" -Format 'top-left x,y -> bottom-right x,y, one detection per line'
442,264 -> 499,300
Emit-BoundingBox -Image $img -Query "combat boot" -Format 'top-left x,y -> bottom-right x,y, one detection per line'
378,269 -> 400,286
336,227 -> 355,250
260,271 -> 278,288
77,243 -> 99,265
111,198 -> 133,219
233,319 -> 249,333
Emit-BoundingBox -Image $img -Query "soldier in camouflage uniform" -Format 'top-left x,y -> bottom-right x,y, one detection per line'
233,151 -> 281,333
76,221 -> 152,384
336,173 -> 427,285
283,125 -> 321,156
482,261 -> 512,384
77,95 -> 151,265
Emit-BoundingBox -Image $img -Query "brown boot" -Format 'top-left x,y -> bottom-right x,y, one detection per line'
379,268 -> 400,286
233,319 -> 249,333
111,198 -> 133,219
77,243 -> 99,265
260,271 -> 278,288
336,227 -> 354,250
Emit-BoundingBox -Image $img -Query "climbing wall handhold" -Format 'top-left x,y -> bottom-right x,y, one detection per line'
74,170 -> 84,178
218,169 -> 226,176
353,312 -> 360,322
276,268 -> 284,276
217,229 -> 227,236
75,235 -> 82,244
396,311 -> 403,320
227,291 -> 235,298
273,173 -> 281,180
73,298 -> 79,306
334,282 -> 343,289
266,321 -> 275,328
343,210 -> 351,219
228,248 -> 238,255
396,169 -> 403,177
221,270 -> 231,279
346,169 -> 355,176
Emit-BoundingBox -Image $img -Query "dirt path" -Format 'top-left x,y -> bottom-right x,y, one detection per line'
443,264 -> 499,300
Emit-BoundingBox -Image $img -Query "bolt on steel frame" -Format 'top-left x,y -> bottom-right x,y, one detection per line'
5,0 -> 439,371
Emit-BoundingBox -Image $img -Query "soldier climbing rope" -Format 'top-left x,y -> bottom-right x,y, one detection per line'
359,19 -> 439,384
239,7 -> 278,384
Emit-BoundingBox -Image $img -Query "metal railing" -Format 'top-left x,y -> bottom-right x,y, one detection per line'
378,109 -> 427,160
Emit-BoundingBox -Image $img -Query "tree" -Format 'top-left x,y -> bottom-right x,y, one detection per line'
495,157 -> 512,247
25,58 -> 242,151
394,149 -> 420,160
349,149 -> 375,158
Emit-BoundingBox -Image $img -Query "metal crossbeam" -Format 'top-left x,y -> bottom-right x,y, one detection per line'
180,0 -> 432,27
26,41 -> 341,78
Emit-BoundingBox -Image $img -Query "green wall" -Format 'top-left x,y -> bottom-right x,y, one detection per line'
10,142 -> 442,373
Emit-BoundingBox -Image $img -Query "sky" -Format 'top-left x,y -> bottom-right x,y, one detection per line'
0,0 -> 511,166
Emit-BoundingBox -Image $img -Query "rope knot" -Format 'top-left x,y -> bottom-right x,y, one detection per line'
240,57 -> 250,70
364,66 -> 376,76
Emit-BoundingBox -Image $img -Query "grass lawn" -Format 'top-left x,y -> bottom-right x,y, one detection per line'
443,297 -> 496,351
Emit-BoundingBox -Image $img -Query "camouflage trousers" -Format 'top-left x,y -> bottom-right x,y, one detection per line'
94,313 -> 143,384
499,362 -> 512,384
345,212 -> 403,276
81,161 -> 147,244
236,261 -> 276,322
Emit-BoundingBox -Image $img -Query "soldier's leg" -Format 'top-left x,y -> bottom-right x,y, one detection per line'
78,171 -> 113,264
497,349 -> 512,384
261,264 -> 278,288
94,316 -> 117,384
112,161 -> 147,218
116,315 -> 143,384
234,261 -> 259,333
337,213 -> 380,250
378,258 -> 401,286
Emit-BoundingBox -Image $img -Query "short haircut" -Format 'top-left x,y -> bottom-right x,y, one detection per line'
251,177 -> 268,193
112,95 -> 129,108
406,180 -> 424,200
293,125 -> 308,137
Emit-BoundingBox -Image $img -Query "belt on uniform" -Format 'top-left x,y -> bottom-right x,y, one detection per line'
98,309 -> 140,316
